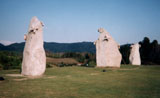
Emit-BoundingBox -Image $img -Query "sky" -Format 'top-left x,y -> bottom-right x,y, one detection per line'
0,0 -> 160,45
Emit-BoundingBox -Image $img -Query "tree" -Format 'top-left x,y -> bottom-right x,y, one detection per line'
139,37 -> 151,61
120,44 -> 131,64
149,40 -> 159,63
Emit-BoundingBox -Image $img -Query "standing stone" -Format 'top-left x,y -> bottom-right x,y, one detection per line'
21,16 -> 46,76
94,28 -> 122,67
129,43 -> 141,65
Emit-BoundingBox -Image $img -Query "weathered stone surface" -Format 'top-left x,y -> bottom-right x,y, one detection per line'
21,16 -> 46,76
129,43 -> 141,65
94,28 -> 122,67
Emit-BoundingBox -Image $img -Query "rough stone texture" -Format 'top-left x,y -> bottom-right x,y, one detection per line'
94,28 -> 122,67
21,16 -> 46,76
129,43 -> 141,65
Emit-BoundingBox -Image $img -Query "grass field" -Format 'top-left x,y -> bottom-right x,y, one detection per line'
0,65 -> 160,98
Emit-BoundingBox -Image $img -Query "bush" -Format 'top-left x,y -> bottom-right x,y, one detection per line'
0,63 -> 2,70
0,51 -> 22,70
88,61 -> 96,67
56,62 -> 77,67
46,62 -> 53,68
83,60 -> 96,67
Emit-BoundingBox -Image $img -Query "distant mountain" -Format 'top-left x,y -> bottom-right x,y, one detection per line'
0,42 -> 25,52
0,43 -> 5,50
0,43 -> 4,47
0,40 -> 15,46
44,42 -> 95,53
0,42 -> 96,53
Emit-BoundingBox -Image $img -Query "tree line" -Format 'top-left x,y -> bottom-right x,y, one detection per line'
0,37 -> 160,70
120,37 -> 160,65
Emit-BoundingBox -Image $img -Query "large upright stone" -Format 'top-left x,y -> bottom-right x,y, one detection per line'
21,16 -> 46,76
94,28 -> 122,67
129,43 -> 141,65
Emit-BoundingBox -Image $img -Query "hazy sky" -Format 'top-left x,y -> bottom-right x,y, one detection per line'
0,0 -> 160,45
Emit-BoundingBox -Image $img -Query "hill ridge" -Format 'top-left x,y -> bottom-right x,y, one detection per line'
0,41 -> 96,53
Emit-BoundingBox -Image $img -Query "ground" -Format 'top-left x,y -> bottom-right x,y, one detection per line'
46,57 -> 78,65
0,65 -> 160,98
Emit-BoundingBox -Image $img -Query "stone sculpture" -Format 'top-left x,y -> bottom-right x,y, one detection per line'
129,43 -> 141,65
94,28 -> 122,67
21,16 -> 46,76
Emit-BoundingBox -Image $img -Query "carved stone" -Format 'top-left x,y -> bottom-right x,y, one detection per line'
94,28 -> 122,67
129,43 -> 141,65
21,16 -> 46,76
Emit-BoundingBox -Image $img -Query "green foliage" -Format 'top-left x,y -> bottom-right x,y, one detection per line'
88,60 -> 96,67
46,62 -> 53,68
0,51 -> 22,70
56,62 -> 77,67
139,37 -> 160,64
0,63 -> 2,70
120,37 -> 160,65
61,52 -> 96,66
120,44 -> 131,64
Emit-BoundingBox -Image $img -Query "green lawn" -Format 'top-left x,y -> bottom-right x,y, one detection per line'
0,65 -> 160,98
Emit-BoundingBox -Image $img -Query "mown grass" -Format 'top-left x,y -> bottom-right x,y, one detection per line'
0,65 -> 160,98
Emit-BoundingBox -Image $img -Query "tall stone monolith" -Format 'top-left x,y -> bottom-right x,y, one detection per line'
21,16 -> 46,76
129,43 -> 141,65
94,28 -> 122,67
